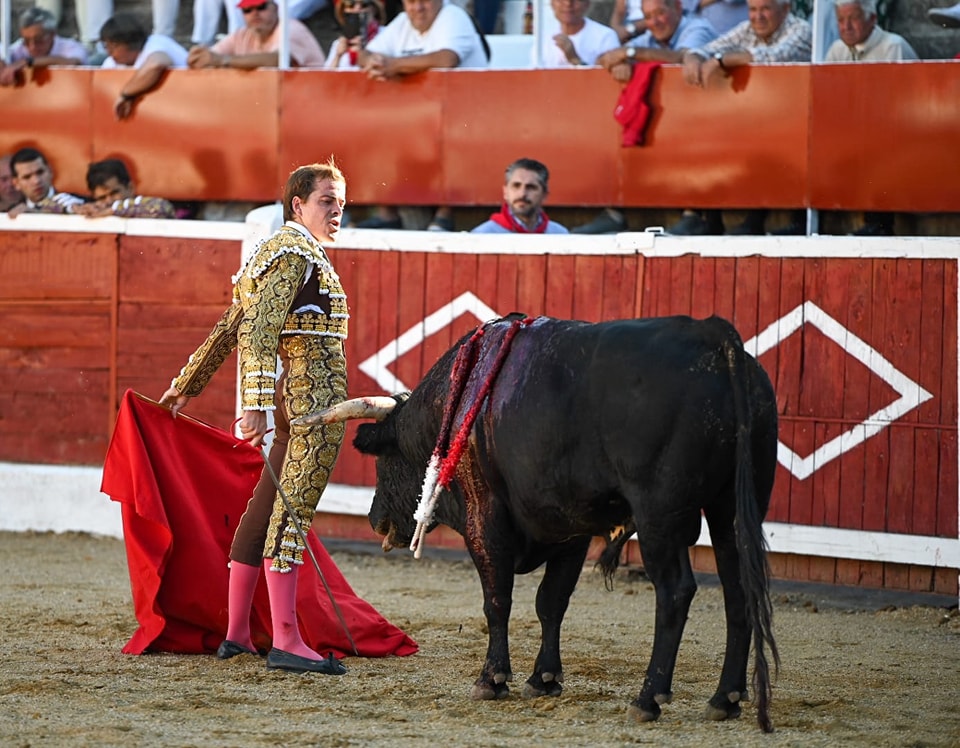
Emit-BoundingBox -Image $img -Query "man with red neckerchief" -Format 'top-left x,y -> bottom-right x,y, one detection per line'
471,158 -> 569,235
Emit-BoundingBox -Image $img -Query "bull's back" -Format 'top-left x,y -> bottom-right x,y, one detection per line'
479,316 -> 769,532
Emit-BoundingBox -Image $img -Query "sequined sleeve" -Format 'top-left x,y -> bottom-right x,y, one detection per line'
171,302 -> 242,397
110,196 -> 176,218
236,251 -> 309,410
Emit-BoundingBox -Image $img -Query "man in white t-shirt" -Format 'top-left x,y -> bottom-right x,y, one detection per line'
359,0 -> 488,79
536,0 -> 620,68
100,13 -> 188,121
354,0 -> 488,231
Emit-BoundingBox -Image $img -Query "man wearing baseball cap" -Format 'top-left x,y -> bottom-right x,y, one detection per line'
187,0 -> 326,69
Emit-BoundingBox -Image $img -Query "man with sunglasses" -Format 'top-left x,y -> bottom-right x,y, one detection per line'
0,7 -> 88,87
187,0 -> 326,69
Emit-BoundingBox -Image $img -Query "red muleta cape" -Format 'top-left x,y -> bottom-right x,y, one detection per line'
101,389 -> 418,659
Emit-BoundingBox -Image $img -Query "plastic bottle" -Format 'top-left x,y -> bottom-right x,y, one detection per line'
523,0 -> 533,34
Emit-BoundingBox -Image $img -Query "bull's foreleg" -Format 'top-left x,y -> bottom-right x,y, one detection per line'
628,541 -> 697,723
521,538 -> 591,699
461,469 -> 516,701
703,518 -> 750,722
468,551 -> 515,701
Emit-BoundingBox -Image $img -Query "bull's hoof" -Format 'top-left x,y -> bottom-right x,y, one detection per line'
521,673 -> 564,698
704,692 -> 743,721
627,702 -> 660,723
471,681 -> 510,700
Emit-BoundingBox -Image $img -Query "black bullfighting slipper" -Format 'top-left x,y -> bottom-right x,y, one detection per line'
216,640 -> 258,660
266,648 -> 348,675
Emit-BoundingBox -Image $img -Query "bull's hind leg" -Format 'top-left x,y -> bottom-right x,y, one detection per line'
628,540 -> 697,723
702,511 -> 750,721
521,538 -> 591,698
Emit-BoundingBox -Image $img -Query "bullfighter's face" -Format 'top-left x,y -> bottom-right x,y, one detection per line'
291,177 -> 346,244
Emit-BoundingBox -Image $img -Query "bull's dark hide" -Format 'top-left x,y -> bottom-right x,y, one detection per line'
335,315 -> 780,731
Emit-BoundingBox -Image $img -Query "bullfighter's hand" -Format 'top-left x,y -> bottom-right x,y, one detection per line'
159,386 -> 191,417
238,410 -> 269,447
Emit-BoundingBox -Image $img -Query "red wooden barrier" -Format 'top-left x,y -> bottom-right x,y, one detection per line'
2,63 -> 958,211
0,222 -> 956,594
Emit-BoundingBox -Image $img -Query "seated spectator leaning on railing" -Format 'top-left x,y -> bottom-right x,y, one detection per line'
353,0 -> 489,231
575,0 -> 718,235
0,155 -> 25,212
670,0 -> 811,236
0,7 -> 89,87
7,147 -> 84,218
100,13 -> 189,121
824,0 -> 916,236
188,0 -> 326,69
71,158 -> 177,218
537,0 -> 620,69
471,158 -> 569,234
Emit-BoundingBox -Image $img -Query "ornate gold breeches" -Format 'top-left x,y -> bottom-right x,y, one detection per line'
230,334 -> 346,572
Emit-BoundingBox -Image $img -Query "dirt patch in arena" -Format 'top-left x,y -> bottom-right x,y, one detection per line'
2,531 -> 957,747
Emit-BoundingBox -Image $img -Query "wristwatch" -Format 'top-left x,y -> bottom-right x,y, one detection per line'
626,46 -> 636,60
625,22 -> 637,37
713,51 -> 726,70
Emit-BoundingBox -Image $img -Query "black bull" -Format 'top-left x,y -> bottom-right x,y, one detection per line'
304,314 -> 781,731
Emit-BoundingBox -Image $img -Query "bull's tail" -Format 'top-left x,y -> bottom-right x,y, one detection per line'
723,328 -> 780,734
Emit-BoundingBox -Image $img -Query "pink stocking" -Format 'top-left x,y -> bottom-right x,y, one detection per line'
223,560 -> 260,651
264,559 -> 320,659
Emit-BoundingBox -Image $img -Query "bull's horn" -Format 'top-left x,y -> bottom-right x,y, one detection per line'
294,396 -> 399,426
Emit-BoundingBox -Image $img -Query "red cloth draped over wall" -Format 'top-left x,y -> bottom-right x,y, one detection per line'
101,389 -> 417,658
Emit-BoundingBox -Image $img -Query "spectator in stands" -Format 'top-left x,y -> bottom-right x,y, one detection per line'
536,0 -> 620,69
172,0 -> 328,48
825,0 -> 915,236
471,158 -> 568,234
0,7 -> 89,87
71,158 -> 177,218
353,0 -> 488,230
326,0 -> 385,69
669,0 -> 811,236
929,2 -> 960,28
825,0 -> 916,62
599,0 -> 717,70
7,147 -> 84,218
575,0 -> 716,234
188,0 -> 326,69
610,1 -> 746,44
0,156 -> 25,212
100,13 -> 189,121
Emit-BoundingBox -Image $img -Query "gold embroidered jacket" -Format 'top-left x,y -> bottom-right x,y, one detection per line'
172,223 -> 349,410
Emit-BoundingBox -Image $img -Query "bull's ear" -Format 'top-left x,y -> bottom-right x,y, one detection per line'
353,419 -> 399,456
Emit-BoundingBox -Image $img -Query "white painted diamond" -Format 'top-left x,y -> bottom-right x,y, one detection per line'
744,301 -> 933,481
358,291 -> 499,393
361,296 -> 930,483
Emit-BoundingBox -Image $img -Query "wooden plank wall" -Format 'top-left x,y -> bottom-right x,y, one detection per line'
0,229 -> 956,594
